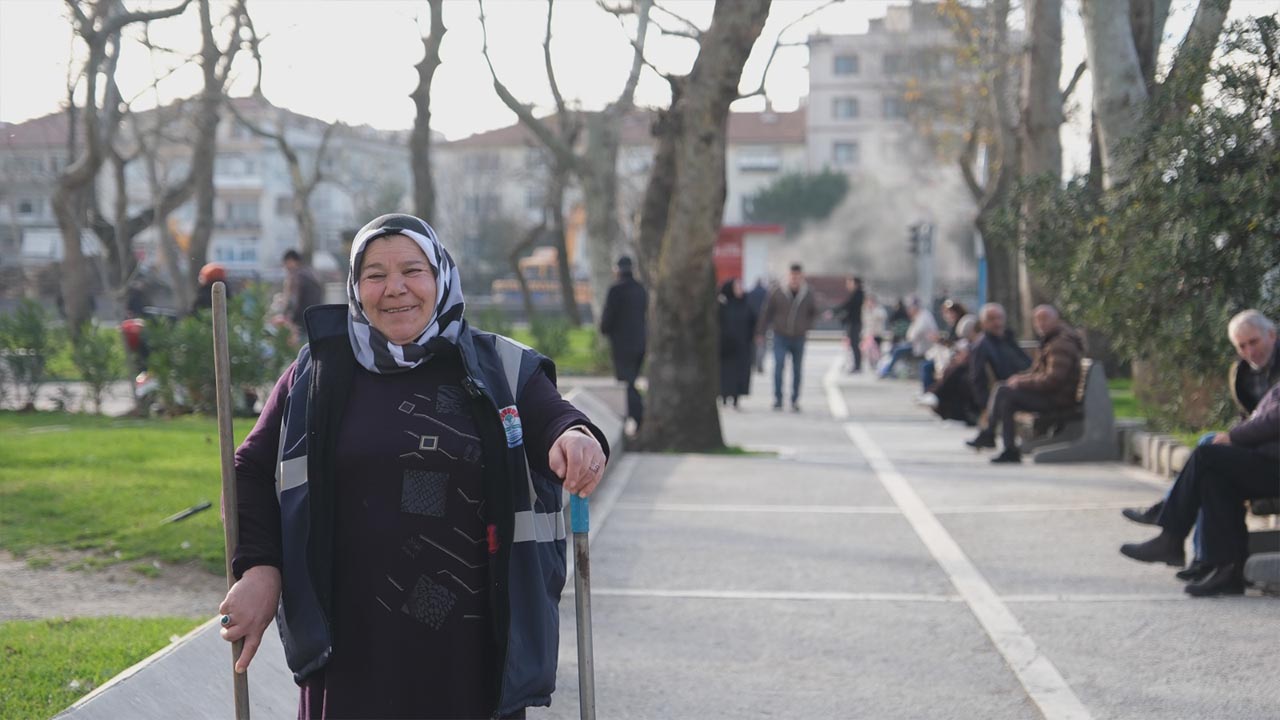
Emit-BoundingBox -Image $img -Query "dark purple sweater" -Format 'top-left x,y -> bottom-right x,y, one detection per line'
233,348 -> 598,719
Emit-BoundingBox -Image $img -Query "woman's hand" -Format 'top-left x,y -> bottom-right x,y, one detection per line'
549,428 -> 607,498
218,565 -> 282,673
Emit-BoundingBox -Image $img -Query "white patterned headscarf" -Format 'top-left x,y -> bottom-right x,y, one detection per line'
346,214 -> 466,374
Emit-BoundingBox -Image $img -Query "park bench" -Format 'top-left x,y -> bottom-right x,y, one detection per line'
1014,358 -> 1119,463
1246,498 -> 1280,594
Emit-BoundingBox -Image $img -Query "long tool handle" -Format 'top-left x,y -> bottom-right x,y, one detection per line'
212,282 -> 251,720
571,495 -> 595,720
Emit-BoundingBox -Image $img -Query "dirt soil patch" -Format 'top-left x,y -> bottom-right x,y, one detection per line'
0,551 -> 225,623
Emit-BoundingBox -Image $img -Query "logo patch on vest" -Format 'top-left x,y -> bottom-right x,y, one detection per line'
499,405 -> 522,447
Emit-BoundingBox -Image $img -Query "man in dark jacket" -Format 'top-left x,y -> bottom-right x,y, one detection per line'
1120,382 -> 1280,596
283,249 -> 325,342
968,305 -> 1083,463
600,255 -> 648,431
831,276 -> 866,373
967,303 -> 1032,409
755,263 -> 819,412
1227,309 -> 1280,418
1121,310 -> 1279,578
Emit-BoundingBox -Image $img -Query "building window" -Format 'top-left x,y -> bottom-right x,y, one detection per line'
883,95 -> 909,119
833,142 -> 859,166
832,97 -> 860,120
224,199 -> 260,224
883,53 -> 904,75
16,199 -> 37,216
464,193 -> 500,216
276,195 -> 293,216
834,54 -> 859,76
737,146 -> 781,171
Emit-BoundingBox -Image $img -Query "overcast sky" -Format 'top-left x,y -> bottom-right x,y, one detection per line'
2,0 -> 1276,176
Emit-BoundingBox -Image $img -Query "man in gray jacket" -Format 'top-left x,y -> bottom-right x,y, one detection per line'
756,263 -> 818,412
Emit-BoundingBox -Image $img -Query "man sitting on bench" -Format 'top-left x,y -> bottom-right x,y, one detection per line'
1120,309 -> 1280,581
1120,382 -> 1280,596
967,305 -> 1084,464
967,303 -> 1032,417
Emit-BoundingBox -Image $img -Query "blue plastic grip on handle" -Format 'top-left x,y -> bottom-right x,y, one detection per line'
570,494 -> 590,534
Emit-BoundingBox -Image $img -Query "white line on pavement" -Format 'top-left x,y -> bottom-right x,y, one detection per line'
932,502 -> 1142,514
845,423 -> 1093,720
824,352 -> 849,420
1001,594 -> 1189,603
586,588 -> 963,603
612,501 -> 900,514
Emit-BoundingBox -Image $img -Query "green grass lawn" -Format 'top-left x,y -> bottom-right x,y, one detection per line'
1109,379 -> 1215,449
0,411 -> 253,573
0,616 -> 202,719
509,326 -> 611,376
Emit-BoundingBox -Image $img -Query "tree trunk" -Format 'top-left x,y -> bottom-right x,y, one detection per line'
640,0 -> 772,452
549,167 -> 580,324
1018,0 -> 1063,332
410,0 -> 445,224
186,0 -> 224,294
1081,0 -> 1149,189
635,102 -> 679,288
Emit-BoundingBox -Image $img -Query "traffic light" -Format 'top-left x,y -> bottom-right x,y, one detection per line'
908,224 -> 919,255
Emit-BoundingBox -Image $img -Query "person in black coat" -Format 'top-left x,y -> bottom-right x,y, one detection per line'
718,278 -> 756,408
967,303 -> 1031,409
599,255 -> 648,430
830,276 -> 866,372
745,278 -> 768,373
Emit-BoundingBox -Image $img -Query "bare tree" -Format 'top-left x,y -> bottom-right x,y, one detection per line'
1081,0 -> 1231,188
185,0 -> 248,292
410,0 -> 446,224
478,0 -> 652,323
53,0 -> 193,335
636,0 -> 774,451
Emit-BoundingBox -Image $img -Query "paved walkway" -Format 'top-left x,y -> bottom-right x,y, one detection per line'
61,341 -> 1279,719
533,341 -> 1278,720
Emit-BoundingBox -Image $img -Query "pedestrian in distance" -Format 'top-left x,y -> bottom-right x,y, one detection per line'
599,255 -> 648,434
745,277 -> 768,373
830,276 -> 866,373
217,213 -> 609,719
756,262 -> 818,412
282,248 -> 326,344
718,278 -> 757,409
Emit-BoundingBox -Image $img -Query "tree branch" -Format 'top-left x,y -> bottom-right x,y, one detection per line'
650,2 -> 702,40
958,121 -> 985,203
102,0 -> 193,37
616,0 -> 652,110
1159,0 -> 1231,123
1061,60 -> 1086,105
740,0 -> 842,100
477,0 -> 579,168
544,0 -> 569,118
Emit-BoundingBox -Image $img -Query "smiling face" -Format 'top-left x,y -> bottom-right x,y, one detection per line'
357,234 -> 438,344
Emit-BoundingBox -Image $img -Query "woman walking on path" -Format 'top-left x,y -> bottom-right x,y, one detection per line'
217,214 -> 609,719
718,278 -> 756,408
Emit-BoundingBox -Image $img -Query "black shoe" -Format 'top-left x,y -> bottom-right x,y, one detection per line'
990,448 -> 1022,464
772,401 -> 783,411
1121,500 -> 1165,526
790,403 -> 801,413
1119,532 -> 1186,566
1175,559 -> 1212,582
966,431 -> 996,449
1184,563 -> 1246,597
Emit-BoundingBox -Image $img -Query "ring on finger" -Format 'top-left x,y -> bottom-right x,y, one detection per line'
589,462 -> 601,473
220,614 -> 232,627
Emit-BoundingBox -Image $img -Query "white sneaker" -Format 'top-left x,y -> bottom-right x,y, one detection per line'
916,393 -> 939,408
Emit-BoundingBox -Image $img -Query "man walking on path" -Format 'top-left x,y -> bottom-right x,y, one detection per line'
282,249 -> 325,343
600,255 -> 648,433
756,263 -> 818,412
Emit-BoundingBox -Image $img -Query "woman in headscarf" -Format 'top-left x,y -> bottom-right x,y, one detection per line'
217,214 -> 609,719
718,277 -> 756,408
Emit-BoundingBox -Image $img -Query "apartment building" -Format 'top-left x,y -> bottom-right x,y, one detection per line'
0,96 -> 411,292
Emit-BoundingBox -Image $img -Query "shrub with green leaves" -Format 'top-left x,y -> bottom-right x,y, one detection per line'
146,283 -> 296,415
0,299 -> 53,409
529,314 -> 572,363
472,307 -> 514,337
1022,18 -> 1280,428
70,323 -> 126,414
